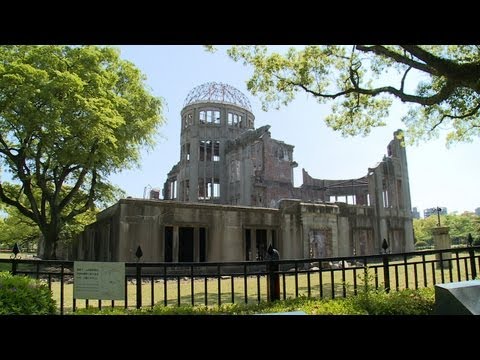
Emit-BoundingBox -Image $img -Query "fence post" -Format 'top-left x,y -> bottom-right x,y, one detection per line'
382,239 -> 390,293
135,245 -> 143,309
267,261 -> 280,302
267,245 -> 280,302
467,234 -> 477,280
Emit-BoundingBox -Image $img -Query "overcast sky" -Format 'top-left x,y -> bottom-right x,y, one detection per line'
104,45 -> 480,215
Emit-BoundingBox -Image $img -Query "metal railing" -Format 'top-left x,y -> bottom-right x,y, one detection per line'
1,246 -> 479,314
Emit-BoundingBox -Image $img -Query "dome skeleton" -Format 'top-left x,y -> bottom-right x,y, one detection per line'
183,82 -> 252,112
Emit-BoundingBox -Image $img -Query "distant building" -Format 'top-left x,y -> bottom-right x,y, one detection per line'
424,207 -> 447,218
475,207 -> 480,216
412,207 -> 420,219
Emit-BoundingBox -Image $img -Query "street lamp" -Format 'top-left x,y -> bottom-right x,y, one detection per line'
436,207 -> 442,226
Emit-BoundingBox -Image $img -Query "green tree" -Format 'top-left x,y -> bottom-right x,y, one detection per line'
413,216 -> 438,245
0,182 -> 102,254
0,204 -> 40,252
212,45 -> 480,144
413,213 -> 480,246
0,46 -> 164,259
444,213 -> 478,244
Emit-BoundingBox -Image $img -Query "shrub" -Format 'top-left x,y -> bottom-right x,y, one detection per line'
352,288 -> 434,315
0,271 -> 56,315
72,288 -> 435,315
473,238 -> 480,246
415,241 -> 428,248
352,267 -> 434,315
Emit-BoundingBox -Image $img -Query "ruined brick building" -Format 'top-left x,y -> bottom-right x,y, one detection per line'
72,83 -> 414,262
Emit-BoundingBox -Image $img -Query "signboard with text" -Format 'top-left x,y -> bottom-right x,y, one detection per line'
74,261 -> 125,300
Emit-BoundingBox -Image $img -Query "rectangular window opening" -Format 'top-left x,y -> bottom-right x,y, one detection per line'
214,111 -> 220,124
198,178 -> 206,200
213,141 -> 220,161
383,190 -> 389,208
199,141 -> 206,161
213,181 -> 220,198
206,178 -> 220,199
337,195 -> 346,203
206,140 -> 212,161
199,111 -> 206,124
170,180 -> 177,199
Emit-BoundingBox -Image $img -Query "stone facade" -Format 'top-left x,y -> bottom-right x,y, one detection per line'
72,83 -> 414,262
72,197 -> 407,262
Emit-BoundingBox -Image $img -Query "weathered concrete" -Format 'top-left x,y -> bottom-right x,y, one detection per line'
433,226 -> 451,269
435,280 -> 480,315
73,197 -> 410,263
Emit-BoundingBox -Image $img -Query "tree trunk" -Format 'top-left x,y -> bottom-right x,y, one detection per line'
40,227 -> 59,260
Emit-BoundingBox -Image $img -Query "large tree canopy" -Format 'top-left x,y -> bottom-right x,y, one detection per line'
0,182 -> 100,253
0,45 -> 164,259
214,45 -> 480,145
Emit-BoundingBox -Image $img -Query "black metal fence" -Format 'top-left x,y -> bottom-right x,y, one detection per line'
1,246 -> 479,314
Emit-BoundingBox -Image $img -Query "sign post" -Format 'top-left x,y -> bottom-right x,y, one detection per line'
74,261 -> 125,301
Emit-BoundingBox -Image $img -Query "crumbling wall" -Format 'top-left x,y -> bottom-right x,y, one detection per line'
296,130 -> 414,254
224,127 -> 297,208
300,169 -> 369,205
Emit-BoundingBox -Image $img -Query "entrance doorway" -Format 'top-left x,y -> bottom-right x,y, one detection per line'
179,227 -> 194,262
164,226 -> 173,262
256,229 -> 267,260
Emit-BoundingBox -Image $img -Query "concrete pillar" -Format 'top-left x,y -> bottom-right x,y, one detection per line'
302,221 -> 310,259
404,219 -> 415,252
433,226 -> 451,269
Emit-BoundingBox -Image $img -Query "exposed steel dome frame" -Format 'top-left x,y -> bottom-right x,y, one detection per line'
183,82 -> 252,112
